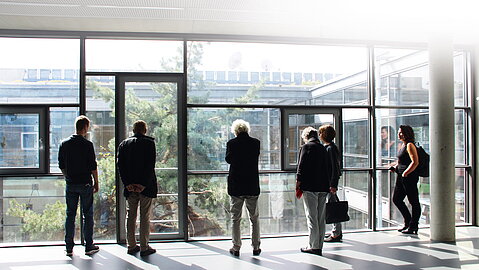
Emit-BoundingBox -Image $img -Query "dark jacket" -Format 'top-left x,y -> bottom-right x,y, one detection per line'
58,134 -> 97,185
325,142 -> 342,189
296,138 -> 331,192
117,134 -> 158,198
225,132 -> 260,196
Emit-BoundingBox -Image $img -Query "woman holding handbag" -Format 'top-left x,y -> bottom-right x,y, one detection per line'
389,125 -> 420,235
319,125 -> 343,242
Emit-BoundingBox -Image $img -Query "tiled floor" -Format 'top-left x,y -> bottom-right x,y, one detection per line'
1,227 -> 479,269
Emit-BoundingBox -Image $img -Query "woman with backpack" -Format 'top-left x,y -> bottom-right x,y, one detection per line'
389,125 -> 421,235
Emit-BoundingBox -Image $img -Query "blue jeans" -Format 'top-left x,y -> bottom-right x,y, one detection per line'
65,184 -> 94,250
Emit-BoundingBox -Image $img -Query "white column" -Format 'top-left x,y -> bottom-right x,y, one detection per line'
429,36 -> 455,241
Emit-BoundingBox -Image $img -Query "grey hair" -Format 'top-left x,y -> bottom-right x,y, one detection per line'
301,126 -> 318,140
231,119 -> 250,135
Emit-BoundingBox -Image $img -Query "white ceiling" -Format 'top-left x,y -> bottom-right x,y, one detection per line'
1,0 -> 478,45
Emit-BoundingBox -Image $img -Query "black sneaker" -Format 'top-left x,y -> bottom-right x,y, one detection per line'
229,248 -> 240,257
127,246 -> 141,255
300,247 -> 322,256
324,234 -> 342,242
140,248 -> 156,256
85,245 -> 100,255
253,249 -> 262,256
66,249 -> 73,256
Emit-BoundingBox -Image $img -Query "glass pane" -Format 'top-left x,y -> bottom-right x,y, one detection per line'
188,108 -> 280,171
50,107 -> 78,173
124,81 -> 179,235
0,113 -> 40,169
341,171 -> 369,230
0,37 -> 79,104
375,109 -> 429,167
455,168 -> 466,224
1,176 -> 67,244
188,41 -> 367,105
454,52 -> 465,106
188,173 -> 308,238
86,76 -> 116,240
86,39 -> 183,72
343,109 -> 369,168
375,170 -> 430,229
455,110 -> 466,165
375,49 -> 429,106
288,113 -> 334,166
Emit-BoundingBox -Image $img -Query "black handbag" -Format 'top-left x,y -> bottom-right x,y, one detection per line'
325,200 -> 350,224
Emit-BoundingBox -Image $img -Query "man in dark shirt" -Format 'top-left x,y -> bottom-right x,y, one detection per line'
58,115 -> 99,256
117,120 -> 158,256
225,119 -> 261,257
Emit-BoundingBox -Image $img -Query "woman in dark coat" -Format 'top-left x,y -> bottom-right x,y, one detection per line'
296,127 -> 331,256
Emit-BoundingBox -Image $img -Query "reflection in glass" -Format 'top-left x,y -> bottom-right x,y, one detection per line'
188,108 -> 280,171
375,109 -> 430,167
0,113 -> 40,168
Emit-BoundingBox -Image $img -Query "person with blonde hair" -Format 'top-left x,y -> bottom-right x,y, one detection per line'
319,124 -> 343,242
226,119 -> 261,256
296,127 -> 331,256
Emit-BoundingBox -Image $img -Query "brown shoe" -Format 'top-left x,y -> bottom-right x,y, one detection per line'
127,246 -> 140,255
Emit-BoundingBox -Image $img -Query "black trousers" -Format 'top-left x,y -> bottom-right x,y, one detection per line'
392,173 -> 421,228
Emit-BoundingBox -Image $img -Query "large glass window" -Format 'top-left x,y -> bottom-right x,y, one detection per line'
1,176 -> 66,244
0,37 -> 79,104
0,109 -> 46,174
343,109 -> 369,168
188,108 -> 280,171
86,76 -> 116,240
187,41 -> 367,105
86,39 -> 183,72
375,49 -> 429,106
49,107 -> 78,173
188,173 -> 308,238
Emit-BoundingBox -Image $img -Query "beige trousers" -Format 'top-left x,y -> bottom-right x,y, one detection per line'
126,192 -> 153,251
230,195 -> 260,251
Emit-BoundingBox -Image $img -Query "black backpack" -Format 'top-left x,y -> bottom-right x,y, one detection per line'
415,143 -> 430,177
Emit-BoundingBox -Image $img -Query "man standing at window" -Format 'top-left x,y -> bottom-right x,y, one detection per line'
117,120 -> 157,256
226,119 -> 261,257
58,115 -> 99,256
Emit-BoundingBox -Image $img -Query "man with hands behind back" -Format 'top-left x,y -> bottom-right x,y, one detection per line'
117,120 -> 158,256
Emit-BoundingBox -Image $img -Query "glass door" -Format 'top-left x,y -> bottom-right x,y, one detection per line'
282,108 -> 341,170
117,74 -> 184,241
